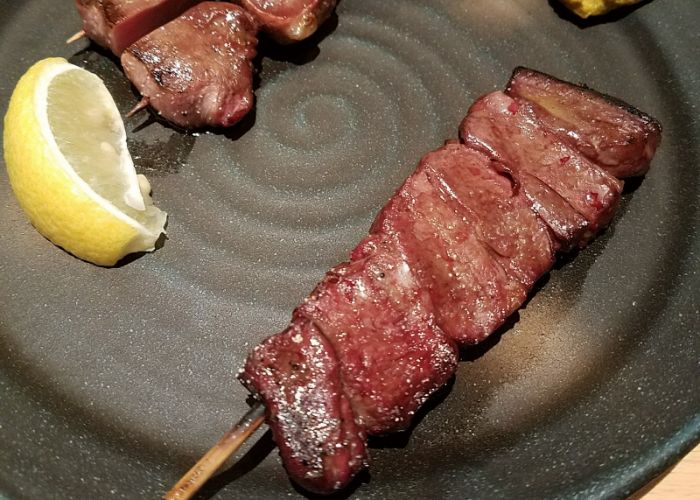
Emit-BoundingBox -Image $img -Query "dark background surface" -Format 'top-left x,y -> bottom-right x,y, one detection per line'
0,0 -> 698,498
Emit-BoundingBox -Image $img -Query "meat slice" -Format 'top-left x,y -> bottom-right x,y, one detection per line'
506,67 -> 662,178
75,0 -> 201,55
235,0 -> 337,43
516,171 -> 590,248
295,234 -> 458,434
422,142 -> 556,288
460,91 -> 623,247
372,165 -> 526,345
239,318 -> 367,494
121,2 -> 258,129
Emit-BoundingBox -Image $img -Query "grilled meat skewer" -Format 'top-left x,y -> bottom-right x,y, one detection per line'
121,2 -> 258,129
235,68 -> 662,494
72,0 -> 340,129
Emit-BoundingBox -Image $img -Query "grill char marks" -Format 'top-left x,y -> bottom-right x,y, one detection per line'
235,0 -> 337,43
295,233 -> 459,434
75,0 -> 201,55
120,2 -> 258,129
460,91 -> 623,248
239,319 -> 367,494
506,67 -> 662,178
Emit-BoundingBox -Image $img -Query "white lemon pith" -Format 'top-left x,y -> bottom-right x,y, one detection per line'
3,58 -> 166,266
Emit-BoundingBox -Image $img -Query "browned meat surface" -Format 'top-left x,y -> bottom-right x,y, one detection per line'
460,91 -> 623,248
75,0 -> 201,55
372,167 -> 525,345
422,142 -> 556,287
295,233 -> 458,434
235,0 -> 337,43
121,2 -> 258,129
239,318 -> 367,494
506,67 -> 662,178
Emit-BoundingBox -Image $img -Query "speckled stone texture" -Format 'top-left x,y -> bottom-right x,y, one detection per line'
0,0 -> 698,498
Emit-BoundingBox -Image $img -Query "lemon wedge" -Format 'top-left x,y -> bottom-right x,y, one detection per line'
3,57 -> 166,266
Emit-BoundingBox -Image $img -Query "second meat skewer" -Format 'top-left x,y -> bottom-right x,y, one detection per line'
72,0 -> 339,128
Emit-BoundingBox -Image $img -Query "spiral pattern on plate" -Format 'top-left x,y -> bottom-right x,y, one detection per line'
181,4 -> 479,270
1,1 -> 695,498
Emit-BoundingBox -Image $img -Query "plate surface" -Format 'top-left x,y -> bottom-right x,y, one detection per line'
1,1 -> 698,498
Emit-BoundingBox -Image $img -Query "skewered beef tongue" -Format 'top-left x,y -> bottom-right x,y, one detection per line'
239,145 -> 560,491
239,69 -> 660,494
75,0 -> 201,55
121,2 -> 258,129
506,67 -> 662,178
235,0 -> 337,43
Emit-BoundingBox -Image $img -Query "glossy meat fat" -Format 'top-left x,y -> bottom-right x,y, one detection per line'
506,67 -> 662,178
235,0 -> 337,43
460,91 -> 623,248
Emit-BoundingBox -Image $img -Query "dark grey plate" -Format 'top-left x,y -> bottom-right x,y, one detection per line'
1,0 -> 698,498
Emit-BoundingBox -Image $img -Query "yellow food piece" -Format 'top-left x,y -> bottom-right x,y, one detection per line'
3,57 -> 166,266
558,0 -> 642,18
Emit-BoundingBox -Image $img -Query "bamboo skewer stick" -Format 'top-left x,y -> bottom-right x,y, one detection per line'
126,97 -> 151,118
66,30 -> 86,44
164,402 -> 266,500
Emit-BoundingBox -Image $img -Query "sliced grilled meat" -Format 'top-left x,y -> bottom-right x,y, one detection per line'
239,318 -> 367,494
372,167 -> 525,345
235,0 -> 337,43
121,2 -> 258,129
422,141 -> 556,288
75,0 -> 201,55
460,91 -> 623,248
506,67 -> 662,178
238,70 -> 661,495
295,233 -> 458,434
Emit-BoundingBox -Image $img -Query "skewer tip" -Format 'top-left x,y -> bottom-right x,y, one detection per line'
126,97 -> 151,118
66,30 -> 86,44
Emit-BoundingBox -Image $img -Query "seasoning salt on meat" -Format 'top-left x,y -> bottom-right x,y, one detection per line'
295,232 -> 459,434
239,319 -> 367,493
